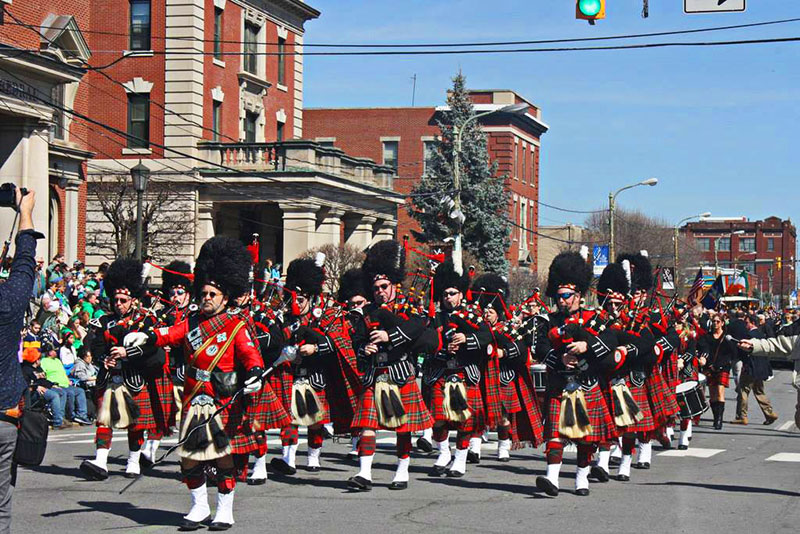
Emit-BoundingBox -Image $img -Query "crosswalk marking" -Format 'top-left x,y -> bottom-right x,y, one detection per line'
658,448 -> 725,458
777,420 -> 796,432
765,453 -> 800,462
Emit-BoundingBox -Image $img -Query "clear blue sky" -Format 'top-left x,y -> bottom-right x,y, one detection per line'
303,0 -> 800,228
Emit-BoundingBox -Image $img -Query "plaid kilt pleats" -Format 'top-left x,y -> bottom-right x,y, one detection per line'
352,371 -> 433,432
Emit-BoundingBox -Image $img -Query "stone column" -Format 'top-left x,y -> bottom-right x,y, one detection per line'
371,217 -> 397,247
315,207 -> 344,249
345,214 -> 376,251
63,178 -> 81,264
280,202 -> 319,267
195,200 -> 216,257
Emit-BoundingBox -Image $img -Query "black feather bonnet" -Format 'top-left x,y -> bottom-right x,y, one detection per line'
193,236 -> 251,299
362,239 -> 405,285
105,258 -> 144,299
337,268 -> 367,302
545,251 -> 592,299
433,259 -> 470,302
284,256 -> 326,298
597,263 -> 629,300
616,252 -> 653,292
161,260 -> 193,295
472,272 -> 509,311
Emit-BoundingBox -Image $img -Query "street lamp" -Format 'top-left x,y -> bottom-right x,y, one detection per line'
674,211 -> 711,289
451,102 -> 529,273
130,160 -> 150,261
714,230 -> 744,277
608,177 -> 658,263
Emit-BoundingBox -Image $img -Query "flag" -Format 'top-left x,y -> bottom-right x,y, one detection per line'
725,271 -> 749,296
687,269 -> 704,306
701,275 -> 726,309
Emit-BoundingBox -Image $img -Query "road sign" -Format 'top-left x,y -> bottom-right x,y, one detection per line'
662,267 -> 676,291
684,0 -> 745,14
593,245 -> 609,277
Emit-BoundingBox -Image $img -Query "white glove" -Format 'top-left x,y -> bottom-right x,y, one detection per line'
243,379 -> 262,395
123,332 -> 149,347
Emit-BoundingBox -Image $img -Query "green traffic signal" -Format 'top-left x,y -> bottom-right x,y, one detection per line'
578,0 -> 602,16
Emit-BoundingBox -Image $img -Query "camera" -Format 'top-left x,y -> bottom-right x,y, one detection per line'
0,182 -> 28,210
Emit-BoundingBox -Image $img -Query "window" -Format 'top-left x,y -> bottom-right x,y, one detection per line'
513,143 -> 518,180
423,141 -> 437,174
530,205 -> 535,244
213,8 -> 223,59
244,22 -> 258,75
277,37 -> 286,86
244,112 -> 258,143
520,201 -> 527,248
739,237 -> 756,252
696,238 -> 710,252
276,120 -> 284,142
382,141 -> 398,171
767,238 -> 775,252
127,94 -> 149,148
717,237 -> 730,252
521,146 -> 527,184
531,149 -> 536,185
129,0 -> 151,51
212,101 -> 222,142
50,84 -> 65,140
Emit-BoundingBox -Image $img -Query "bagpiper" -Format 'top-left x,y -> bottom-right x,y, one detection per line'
535,251 -> 619,497
79,258 -> 173,481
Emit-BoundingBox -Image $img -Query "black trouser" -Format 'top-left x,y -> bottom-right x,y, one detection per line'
0,420 -> 18,534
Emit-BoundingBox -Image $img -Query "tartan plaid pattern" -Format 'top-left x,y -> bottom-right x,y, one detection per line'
661,351 -> 681,390
621,378 -> 656,433
323,316 -> 363,433
500,382 -> 522,414
511,371 -> 544,447
705,370 -> 730,388
425,374 -> 486,433
645,369 -> 680,425
177,390 -> 259,455
95,371 -> 174,433
244,382 -> 292,431
544,383 -> 617,443
352,371 -> 433,432
268,365 -> 294,411
481,351 -> 505,428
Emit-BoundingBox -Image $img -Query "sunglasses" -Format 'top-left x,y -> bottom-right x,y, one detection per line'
373,282 -> 391,291
443,290 -> 461,297
113,297 -> 131,304
170,288 -> 186,296
556,292 -> 577,300
200,290 -> 220,298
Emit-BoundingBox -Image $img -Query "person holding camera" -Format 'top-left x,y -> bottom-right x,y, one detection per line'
0,188 -> 40,534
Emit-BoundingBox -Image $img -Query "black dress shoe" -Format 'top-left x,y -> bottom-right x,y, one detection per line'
430,464 -> 448,477
678,445 -> 688,451
535,476 -> 559,497
466,451 -> 480,464
497,457 -> 510,463
634,462 -> 650,470
79,460 -> 109,481
616,474 -> 630,482
575,488 -> 590,496
247,477 -> 267,486
209,521 -> 233,531
123,471 -> 140,479
589,466 -> 609,483
388,481 -> 408,490
139,455 -> 154,469
306,465 -> 321,474
416,437 -> 433,453
178,515 -> 210,531
270,458 -> 297,476
609,456 -> 621,465
446,469 -> 464,478
346,475 -> 372,491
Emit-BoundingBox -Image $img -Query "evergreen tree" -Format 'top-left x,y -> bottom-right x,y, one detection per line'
408,72 -> 511,273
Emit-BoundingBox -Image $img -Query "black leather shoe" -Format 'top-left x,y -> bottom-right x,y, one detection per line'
497,456 -> 510,463
634,462 -> 650,470
446,469 -> 464,478
306,466 -> 321,474
123,471 -> 140,479
575,488 -> 590,496
79,460 -> 109,481
178,515 -> 210,531
247,477 -> 267,486
209,521 -> 233,531
139,455 -> 154,469
467,451 -> 480,464
678,445 -> 688,451
589,466 -> 609,483
616,474 -> 630,482
388,481 -> 408,490
536,476 -> 559,496
416,437 -> 433,453
270,458 -> 297,476
609,456 -> 621,465
346,475 -> 372,491
430,464 -> 448,477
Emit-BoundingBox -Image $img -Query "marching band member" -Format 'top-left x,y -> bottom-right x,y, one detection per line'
535,251 -> 619,497
80,258 -> 172,481
675,312 -> 702,449
348,240 -> 434,491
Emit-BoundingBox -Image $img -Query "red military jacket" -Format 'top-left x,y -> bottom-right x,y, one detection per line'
154,308 -> 263,400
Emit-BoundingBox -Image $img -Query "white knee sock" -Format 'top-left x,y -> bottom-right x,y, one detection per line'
250,454 -> 267,480
639,442 -> 652,464
356,454 -> 374,481
282,443 -> 298,467
93,447 -> 110,470
434,437 -> 452,467
184,483 -> 210,522
212,490 -> 235,526
497,439 -> 512,460
469,437 -> 482,456
619,454 -> 632,477
393,457 -> 410,483
546,463 -> 562,487
596,449 -> 610,472
575,466 -> 590,490
422,427 -> 433,442
126,450 -> 141,475
308,446 -> 321,468
450,448 -> 468,474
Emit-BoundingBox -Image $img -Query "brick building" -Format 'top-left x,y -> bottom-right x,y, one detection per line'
78,0 -> 399,270
681,216 -> 797,304
0,0 -> 93,263
304,89 -> 549,272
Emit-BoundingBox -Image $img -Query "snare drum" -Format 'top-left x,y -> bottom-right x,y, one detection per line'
531,364 -> 547,393
675,380 -> 708,419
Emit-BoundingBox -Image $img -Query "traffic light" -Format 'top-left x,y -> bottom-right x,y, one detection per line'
576,0 -> 606,24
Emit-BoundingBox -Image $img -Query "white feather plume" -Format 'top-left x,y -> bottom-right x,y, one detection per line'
640,249 -> 649,258
579,245 -> 589,260
622,259 -> 632,287
314,252 -> 326,268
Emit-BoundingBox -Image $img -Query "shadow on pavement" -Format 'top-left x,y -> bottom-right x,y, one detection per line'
42,501 -> 183,526
641,481 -> 800,497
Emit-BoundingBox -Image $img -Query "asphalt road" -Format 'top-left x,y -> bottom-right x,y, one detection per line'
11,370 -> 800,534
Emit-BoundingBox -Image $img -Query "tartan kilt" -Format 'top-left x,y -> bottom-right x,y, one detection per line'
621,378 -> 656,433
705,370 -> 730,388
327,370 -> 360,434
646,370 -> 680,425
95,371 -> 174,434
243,382 -> 292,432
425,373 -> 485,433
544,384 -> 617,443
268,365 -> 293,412
662,352 -> 681,390
352,372 -> 433,432
511,373 -> 544,447
500,382 -> 522,415
178,391 -> 254,454
481,358 -> 505,428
